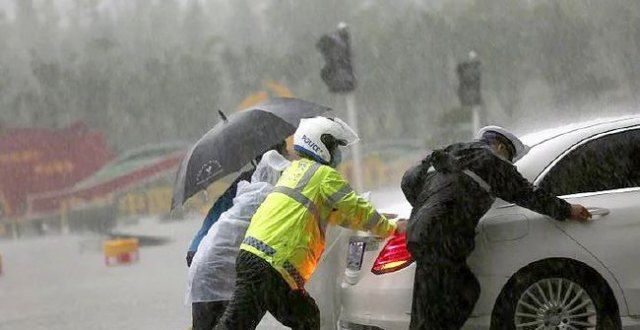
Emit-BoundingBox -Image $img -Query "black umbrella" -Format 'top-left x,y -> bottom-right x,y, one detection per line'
172,98 -> 331,209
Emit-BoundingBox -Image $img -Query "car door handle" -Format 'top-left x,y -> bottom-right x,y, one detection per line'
588,207 -> 610,218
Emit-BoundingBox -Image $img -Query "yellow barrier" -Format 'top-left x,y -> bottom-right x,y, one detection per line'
103,238 -> 139,266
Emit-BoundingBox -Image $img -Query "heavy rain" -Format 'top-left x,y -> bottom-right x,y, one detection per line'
0,1 -> 639,329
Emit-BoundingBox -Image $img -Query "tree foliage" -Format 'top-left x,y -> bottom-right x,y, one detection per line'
0,0 -> 638,150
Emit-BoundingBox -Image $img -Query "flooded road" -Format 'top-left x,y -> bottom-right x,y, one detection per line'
0,217 -> 309,329
0,217 -> 204,329
0,190 -> 403,329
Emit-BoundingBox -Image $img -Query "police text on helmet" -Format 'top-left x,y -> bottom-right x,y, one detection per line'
301,135 -> 322,153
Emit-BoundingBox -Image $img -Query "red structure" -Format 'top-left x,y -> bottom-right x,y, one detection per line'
26,149 -> 184,217
0,122 -> 114,218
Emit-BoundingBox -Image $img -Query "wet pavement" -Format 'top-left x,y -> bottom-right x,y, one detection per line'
0,216 -> 288,329
0,189 -> 402,330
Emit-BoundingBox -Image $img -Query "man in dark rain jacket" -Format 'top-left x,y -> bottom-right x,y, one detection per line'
401,126 -> 592,329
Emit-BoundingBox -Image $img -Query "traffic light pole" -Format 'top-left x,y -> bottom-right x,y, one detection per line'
471,105 -> 481,138
457,52 -> 482,138
345,93 -> 364,192
316,23 -> 362,190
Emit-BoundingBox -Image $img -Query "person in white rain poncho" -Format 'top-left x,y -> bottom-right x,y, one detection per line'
186,149 -> 291,330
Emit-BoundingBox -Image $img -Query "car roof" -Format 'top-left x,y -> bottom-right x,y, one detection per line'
520,115 -> 640,147
516,115 -> 640,182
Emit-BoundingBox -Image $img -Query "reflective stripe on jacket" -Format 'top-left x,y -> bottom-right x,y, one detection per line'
240,158 -> 397,289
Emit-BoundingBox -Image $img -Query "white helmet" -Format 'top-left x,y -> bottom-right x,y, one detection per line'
477,125 -> 530,162
293,116 -> 359,165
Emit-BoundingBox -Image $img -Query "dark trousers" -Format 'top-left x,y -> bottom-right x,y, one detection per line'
214,250 -> 320,330
409,259 -> 481,330
192,301 -> 228,330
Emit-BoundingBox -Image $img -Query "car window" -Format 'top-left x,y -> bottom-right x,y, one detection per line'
539,128 -> 640,195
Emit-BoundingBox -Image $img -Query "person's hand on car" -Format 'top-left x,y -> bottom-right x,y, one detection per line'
569,204 -> 592,222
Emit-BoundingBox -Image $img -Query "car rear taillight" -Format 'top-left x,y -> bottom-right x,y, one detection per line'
371,232 -> 414,275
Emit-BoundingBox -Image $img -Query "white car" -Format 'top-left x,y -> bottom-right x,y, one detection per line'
339,115 -> 640,329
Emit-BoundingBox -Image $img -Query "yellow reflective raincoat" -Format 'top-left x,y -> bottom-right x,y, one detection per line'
240,158 -> 397,289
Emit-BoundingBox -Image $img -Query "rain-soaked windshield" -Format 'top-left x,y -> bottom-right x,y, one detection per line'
1,1 -> 638,329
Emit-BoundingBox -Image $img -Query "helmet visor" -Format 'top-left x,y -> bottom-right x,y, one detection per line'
332,117 -> 360,146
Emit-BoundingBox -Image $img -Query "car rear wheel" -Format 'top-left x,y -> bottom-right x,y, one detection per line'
491,259 -> 621,330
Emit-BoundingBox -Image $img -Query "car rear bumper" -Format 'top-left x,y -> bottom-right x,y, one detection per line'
339,263 -> 494,330
339,262 -> 414,330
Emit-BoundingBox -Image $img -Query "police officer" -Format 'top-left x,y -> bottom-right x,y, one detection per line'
401,126 -> 591,329
215,116 -> 407,330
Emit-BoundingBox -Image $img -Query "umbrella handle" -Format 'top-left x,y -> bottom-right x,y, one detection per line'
218,110 -> 228,123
